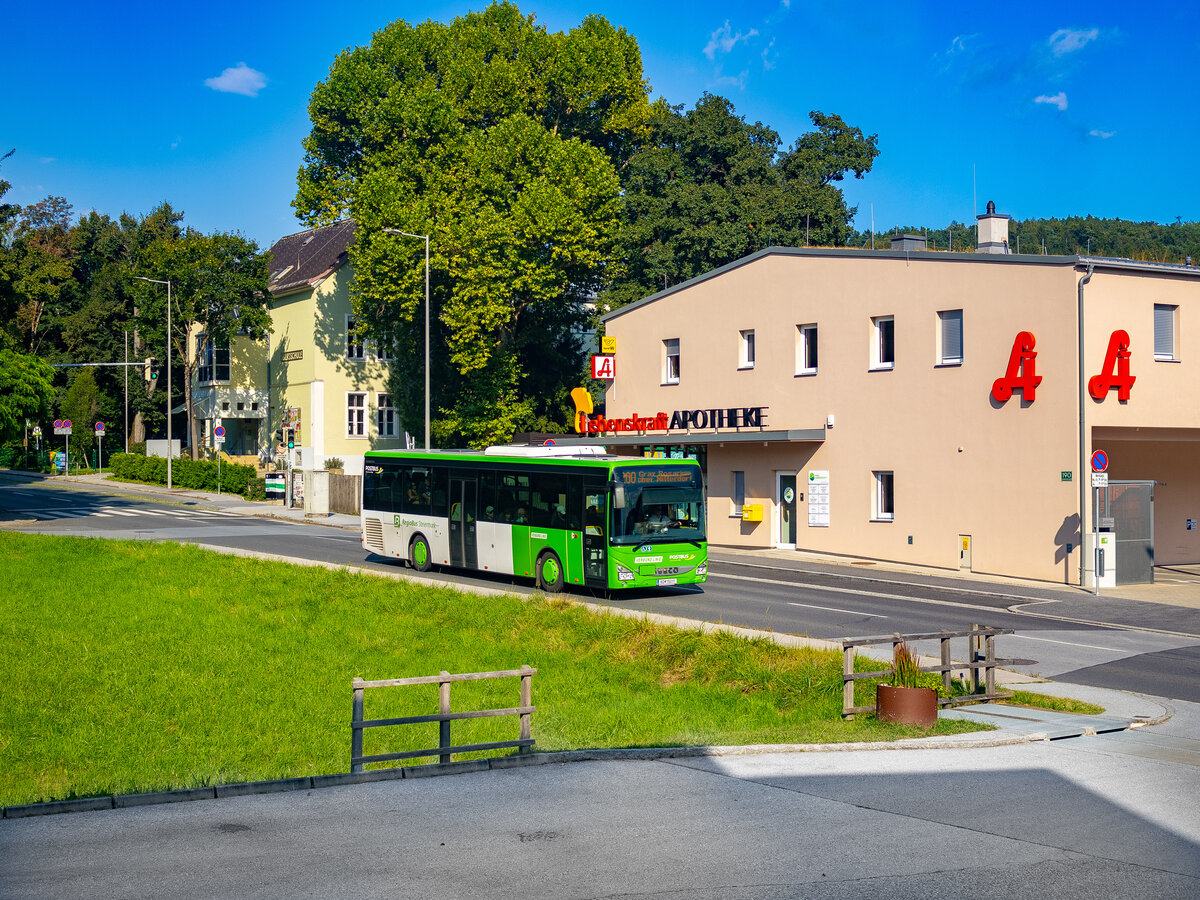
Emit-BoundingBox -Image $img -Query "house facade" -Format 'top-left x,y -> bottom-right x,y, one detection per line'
595,214 -> 1200,587
188,220 -> 409,473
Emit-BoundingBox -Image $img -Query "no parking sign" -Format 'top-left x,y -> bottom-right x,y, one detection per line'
214,424 -> 226,445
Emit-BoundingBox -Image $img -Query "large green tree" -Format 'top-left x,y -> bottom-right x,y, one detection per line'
295,1 -> 650,446
0,348 -> 54,444
603,97 -> 879,308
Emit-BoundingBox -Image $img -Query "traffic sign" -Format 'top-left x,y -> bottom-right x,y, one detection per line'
1092,472 -> 1109,488
95,421 -> 105,434
213,425 -> 226,438
1091,449 -> 1109,472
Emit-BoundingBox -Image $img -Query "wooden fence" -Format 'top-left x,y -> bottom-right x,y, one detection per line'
841,624 -> 1014,719
329,473 -> 361,516
351,666 -> 536,772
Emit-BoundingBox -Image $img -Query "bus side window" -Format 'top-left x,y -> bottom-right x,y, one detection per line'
584,480 -> 606,535
429,467 -> 448,515
479,471 -> 498,521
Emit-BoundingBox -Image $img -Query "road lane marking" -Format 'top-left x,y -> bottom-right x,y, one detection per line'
787,601 -> 887,618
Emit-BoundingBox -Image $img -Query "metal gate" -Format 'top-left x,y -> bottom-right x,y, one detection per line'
1099,481 -> 1155,584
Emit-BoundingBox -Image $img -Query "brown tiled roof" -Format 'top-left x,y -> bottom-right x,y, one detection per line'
267,219 -> 356,296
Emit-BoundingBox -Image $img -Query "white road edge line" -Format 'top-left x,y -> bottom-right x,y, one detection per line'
787,601 -> 887,618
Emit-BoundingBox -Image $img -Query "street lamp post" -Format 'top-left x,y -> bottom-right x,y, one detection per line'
382,228 -> 431,451
135,276 -> 173,489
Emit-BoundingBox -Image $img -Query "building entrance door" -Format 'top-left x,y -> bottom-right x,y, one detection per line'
1101,481 -> 1155,584
777,472 -> 797,549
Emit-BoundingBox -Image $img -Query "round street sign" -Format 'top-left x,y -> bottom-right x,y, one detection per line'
95,422 -> 105,433
53,420 -> 63,429
1091,449 -> 1109,472
214,425 -> 226,438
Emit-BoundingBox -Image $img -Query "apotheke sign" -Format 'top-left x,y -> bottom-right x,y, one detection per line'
576,405 -> 768,435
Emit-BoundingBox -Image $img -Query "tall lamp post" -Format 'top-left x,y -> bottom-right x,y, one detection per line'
382,228 -> 431,451
134,276 -> 173,489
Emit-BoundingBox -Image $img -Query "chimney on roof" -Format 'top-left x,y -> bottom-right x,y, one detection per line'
890,233 -> 927,251
976,200 -> 1011,254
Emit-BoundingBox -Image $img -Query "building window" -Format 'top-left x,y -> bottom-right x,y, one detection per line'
873,471 -> 894,522
197,336 -> 230,384
373,340 -> 393,362
796,324 -> 818,375
347,392 -> 366,438
377,392 -> 397,438
938,309 -> 963,366
1154,304 -> 1178,361
346,316 -> 364,360
739,330 -> 755,369
663,338 -> 681,384
731,470 -> 745,516
871,316 -> 895,370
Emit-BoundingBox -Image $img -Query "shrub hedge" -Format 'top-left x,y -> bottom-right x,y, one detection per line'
109,452 -> 259,496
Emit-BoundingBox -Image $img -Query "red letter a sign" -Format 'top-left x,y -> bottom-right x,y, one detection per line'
1088,330 -> 1135,401
992,331 -> 1043,402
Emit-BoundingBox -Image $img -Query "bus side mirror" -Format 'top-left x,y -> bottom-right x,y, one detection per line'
613,483 -> 626,509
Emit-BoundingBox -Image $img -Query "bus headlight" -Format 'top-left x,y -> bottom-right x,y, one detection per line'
696,564 -> 707,576
615,563 -> 636,582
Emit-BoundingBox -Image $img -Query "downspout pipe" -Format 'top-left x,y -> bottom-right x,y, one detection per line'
1078,263 -> 1094,589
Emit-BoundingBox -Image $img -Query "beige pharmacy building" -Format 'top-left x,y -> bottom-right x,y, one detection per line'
598,213 -> 1200,587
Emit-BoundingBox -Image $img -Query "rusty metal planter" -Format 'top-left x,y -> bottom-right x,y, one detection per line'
875,684 -> 938,727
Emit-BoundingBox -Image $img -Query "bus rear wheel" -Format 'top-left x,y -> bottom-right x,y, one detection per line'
410,534 -> 432,572
536,551 -> 565,593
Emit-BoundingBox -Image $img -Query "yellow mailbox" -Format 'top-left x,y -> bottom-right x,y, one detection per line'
741,504 -> 763,522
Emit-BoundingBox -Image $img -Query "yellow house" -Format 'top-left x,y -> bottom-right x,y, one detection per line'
265,220 -> 408,473
187,324 -> 269,460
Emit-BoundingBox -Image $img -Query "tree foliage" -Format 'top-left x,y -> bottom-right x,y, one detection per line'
296,1 -> 648,446
602,97 -> 879,308
0,348 -> 54,443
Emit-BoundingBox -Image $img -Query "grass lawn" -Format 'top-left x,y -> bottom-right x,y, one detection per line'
1,532 -> 986,807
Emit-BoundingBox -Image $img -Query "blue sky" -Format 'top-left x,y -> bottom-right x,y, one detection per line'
4,1 -> 1196,249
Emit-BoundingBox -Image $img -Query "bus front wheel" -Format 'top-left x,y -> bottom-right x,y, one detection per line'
410,534 -> 432,572
536,551 -> 565,593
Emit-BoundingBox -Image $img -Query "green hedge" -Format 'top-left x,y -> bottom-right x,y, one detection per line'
109,453 -> 258,496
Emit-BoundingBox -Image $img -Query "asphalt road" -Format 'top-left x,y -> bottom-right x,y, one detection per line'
4,477 -> 1199,701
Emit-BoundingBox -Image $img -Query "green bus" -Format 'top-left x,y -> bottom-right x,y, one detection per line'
360,447 -> 707,592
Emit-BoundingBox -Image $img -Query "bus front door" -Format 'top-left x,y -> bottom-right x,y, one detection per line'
583,480 -> 608,586
449,476 -> 478,570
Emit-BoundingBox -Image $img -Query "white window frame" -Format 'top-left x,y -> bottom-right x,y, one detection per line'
738,329 -> 755,370
346,315 -> 365,361
871,316 -> 895,371
731,470 -> 745,517
376,392 -> 397,438
872,470 -> 895,522
1154,304 -> 1179,361
937,309 -> 963,366
663,338 -> 681,385
346,391 -> 367,439
796,323 -> 818,375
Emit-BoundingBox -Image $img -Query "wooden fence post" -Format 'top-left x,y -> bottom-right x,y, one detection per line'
519,665 -> 533,753
984,633 -> 996,696
439,671 -> 451,765
842,644 -> 856,719
940,632 -> 952,696
351,679 -> 365,774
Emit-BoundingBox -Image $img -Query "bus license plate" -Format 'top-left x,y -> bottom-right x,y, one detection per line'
656,577 -> 678,586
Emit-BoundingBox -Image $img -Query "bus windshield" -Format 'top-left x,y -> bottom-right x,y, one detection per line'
610,466 -> 706,545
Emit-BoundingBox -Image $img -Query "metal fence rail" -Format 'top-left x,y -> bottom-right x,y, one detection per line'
351,666 -> 536,772
841,624 -> 1014,719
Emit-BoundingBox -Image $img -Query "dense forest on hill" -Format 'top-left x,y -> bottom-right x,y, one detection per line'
848,216 -> 1200,263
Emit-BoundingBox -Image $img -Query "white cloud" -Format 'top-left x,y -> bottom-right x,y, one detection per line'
704,21 -> 759,61
39,157 -> 55,165
204,62 -> 267,97
1089,129 -> 1115,139
713,69 -> 750,91
762,38 -> 777,70
1034,92 -> 1068,111
1047,28 -> 1099,57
